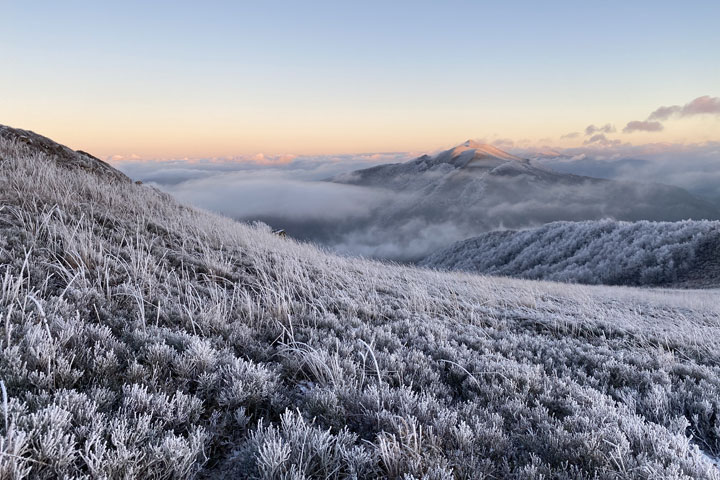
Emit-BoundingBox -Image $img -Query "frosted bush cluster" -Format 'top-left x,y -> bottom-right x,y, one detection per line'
1,137 -> 719,478
422,220 -> 720,286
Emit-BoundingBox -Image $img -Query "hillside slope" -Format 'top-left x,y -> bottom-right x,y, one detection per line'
1,132 -> 720,478
0,124 -> 130,183
421,220 -> 720,287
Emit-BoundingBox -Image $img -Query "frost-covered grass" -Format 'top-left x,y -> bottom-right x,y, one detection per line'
421,220 -> 720,287
1,137 -> 720,479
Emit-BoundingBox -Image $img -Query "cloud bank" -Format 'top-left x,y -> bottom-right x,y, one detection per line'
529,141 -> 720,206
113,152 -> 412,185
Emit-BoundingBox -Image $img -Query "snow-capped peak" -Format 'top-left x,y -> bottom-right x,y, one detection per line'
431,140 -> 527,170
451,140 -> 524,163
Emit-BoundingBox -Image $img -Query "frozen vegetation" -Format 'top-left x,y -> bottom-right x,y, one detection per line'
1,129 -> 720,478
421,220 -> 720,287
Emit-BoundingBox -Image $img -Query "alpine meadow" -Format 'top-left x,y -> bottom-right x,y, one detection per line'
2,2 -> 720,479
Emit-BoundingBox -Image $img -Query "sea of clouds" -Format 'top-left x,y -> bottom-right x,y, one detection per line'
112,141 -> 720,260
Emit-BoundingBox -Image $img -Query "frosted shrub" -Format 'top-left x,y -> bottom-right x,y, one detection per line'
422,219 -> 720,287
227,410 -> 375,479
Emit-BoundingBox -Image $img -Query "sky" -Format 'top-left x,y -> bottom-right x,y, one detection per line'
2,1 -> 719,158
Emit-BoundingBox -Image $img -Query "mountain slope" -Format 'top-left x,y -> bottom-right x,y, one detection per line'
324,141 -> 720,260
1,130 -> 720,478
421,219 -> 720,287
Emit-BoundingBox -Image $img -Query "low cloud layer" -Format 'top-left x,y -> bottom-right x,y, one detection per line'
114,152 -> 412,185
114,140 -> 720,262
115,154 -> 464,260
167,174 -> 397,222
530,141 -> 720,206
113,152 -> 414,227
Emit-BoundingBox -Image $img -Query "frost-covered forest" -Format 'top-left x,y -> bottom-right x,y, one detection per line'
421,220 -> 720,287
1,133 -> 720,479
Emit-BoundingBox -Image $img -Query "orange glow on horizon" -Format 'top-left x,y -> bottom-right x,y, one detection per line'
5,103 -> 719,160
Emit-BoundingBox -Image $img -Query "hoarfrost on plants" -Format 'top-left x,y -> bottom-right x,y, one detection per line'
1,135 -> 720,478
422,219 -> 720,287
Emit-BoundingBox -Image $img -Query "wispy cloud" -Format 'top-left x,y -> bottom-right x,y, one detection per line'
647,105 -> 681,122
561,132 -> 580,139
585,124 -> 616,136
622,120 -> 663,133
583,133 -> 621,146
491,138 -> 515,149
623,95 -> 720,134
648,95 -> 720,121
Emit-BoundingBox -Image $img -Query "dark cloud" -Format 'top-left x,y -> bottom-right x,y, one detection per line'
622,120 -> 664,133
585,124 -> 616,136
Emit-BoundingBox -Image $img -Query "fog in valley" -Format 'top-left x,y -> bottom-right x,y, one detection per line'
115,142 -> 720,261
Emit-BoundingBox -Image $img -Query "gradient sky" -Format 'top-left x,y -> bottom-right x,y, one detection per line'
2,1 -> 719,158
